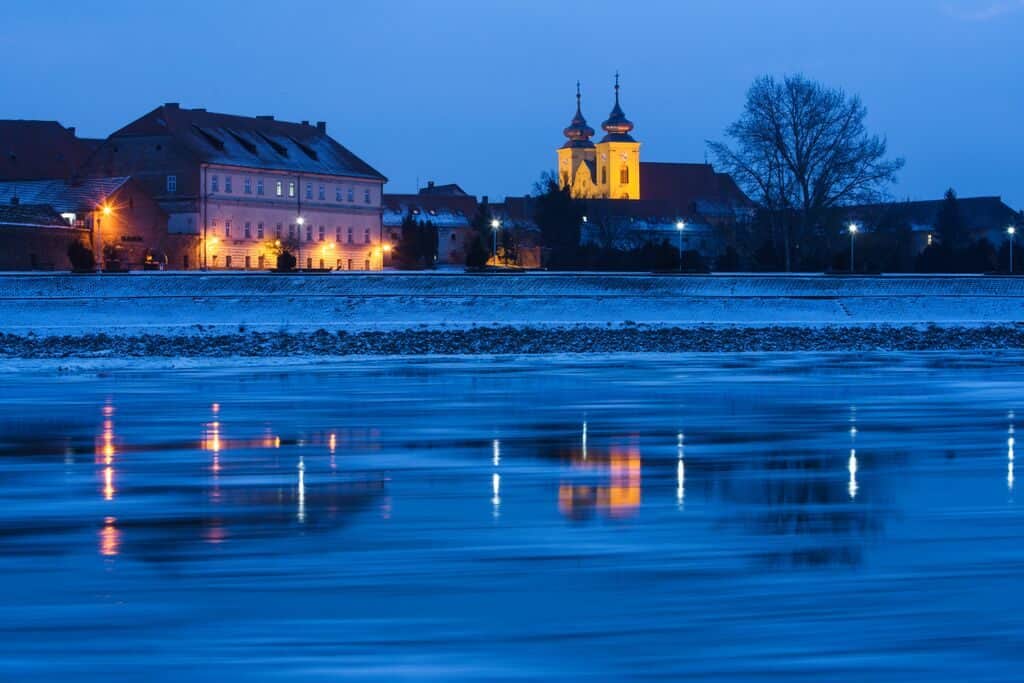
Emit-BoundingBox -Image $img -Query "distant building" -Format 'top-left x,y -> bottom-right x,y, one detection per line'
0,203 -> 90,270
0,120 -> 100,182
81,103 -> 388,271
843,196 -> 1021,251
0,177 -> 184,270
383,182 -> 480,266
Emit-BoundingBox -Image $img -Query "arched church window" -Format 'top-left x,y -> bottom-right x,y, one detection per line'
562,172 -> 569,188
620,166 -> 629,184
601,167 -> 607,185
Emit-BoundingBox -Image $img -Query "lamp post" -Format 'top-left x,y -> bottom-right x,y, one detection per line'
490,218 -> 501,264
1009,226 -> 1017,274
848,223 -> 858,273
675,221 -> 685,272
296,215 -> 305,271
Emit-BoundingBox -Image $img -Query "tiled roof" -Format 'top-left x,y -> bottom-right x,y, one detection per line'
0,120 -> 99,181
845,196 -> 1019,232
640,162 -> 754,218
0,203 -> 70,228
0,177 -> 129,213
107,104 -> 386,181
382,193 -> 477,228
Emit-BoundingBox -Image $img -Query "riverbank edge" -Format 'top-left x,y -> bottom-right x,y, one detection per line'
3,323 -> 1024,358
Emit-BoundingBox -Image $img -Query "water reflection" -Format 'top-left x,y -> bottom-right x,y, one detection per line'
558,436 -> 642,520
676,431 -> 685,508
1009,413 -> 1015,492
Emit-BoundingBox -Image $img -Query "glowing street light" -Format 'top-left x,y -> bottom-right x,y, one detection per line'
1008,226 -> 1017,274
675,220 -> 685,272
296,216 -> 305,271
848,223 -> 859,273
490,218 -> 501,262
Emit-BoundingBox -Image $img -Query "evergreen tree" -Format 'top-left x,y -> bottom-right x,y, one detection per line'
532,171 -> 583,254
935,188 -> 965,250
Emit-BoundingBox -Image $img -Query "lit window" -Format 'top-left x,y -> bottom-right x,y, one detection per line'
927,234 -> 933,246
347,188 -> 354,202
256,179 -> 264,195
288,181 -> 296,198
244,221 -> 252,238
211,175 -> 219,193
318,225 -> 325,242
225,220 -> 231,237
305,183 -> 313,200
363,189 -> 371,204
620,166 -> 629,184
276,180 -> 283,197
318,185 -> 325,201
244,177 -> 252,194
257,222 -> 264,239
225,176 -> 233,193
167,175 -> 177,193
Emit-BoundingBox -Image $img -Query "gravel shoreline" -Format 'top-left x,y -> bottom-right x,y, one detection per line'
3,324 -> 1024,357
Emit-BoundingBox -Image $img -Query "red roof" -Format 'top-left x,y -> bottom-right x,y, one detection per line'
0,120 -> 99,181
639,162 -> 753,218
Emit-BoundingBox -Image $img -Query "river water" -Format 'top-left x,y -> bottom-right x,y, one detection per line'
1,354 -> 1022,681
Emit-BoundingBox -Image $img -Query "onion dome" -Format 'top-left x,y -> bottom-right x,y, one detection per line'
562,81 -> 596,149
600,72 -> 635,142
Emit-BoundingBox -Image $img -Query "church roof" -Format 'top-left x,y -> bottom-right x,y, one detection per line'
600,74 -> 635,143
562,82 -> 596,149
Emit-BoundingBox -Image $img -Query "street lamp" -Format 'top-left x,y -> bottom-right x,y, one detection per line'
490,218 -> 501,263
1009,226 -> 1017,274
296,216 -> 305,271
675,221 -> 685,272
848,223 -> 859,273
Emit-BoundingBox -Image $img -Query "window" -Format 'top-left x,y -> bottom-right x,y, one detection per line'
336,226 -> 341,242
364,228 -> 371,244
212,255 -> 218,266
288,224 -> 295,239
620,166 -> 629,184
225,220 -> 232,238
276,180 -> 283,197
319,258 -> 325,269
245,255 -> 251,269
601,167 -> 607,185
335,187 -> 342,202
305,183 -> 313,200
183,255 -> 190,270
225,176 -> 233,193
211,175 -> 219,193
347,188 -> 354,202
225,255 -> 232,268
363,189 -> 371,204
258,255 -> 265,269
257,179 -> 264,195
288,181 -> 296,198
347,227 -> 354,244
347,258 -> 353,270
306,224 -> 313,242
318,225 -> 325,242
306,257 -> 312,270
336,259 -> 342,269
275,223 -> 282,238
244,177 -> 252,194
318,185 -> 325,201
244,221 -> 251,239
364,259 -> 370,270
257,222 -> 264,239
166,175 -> 177,193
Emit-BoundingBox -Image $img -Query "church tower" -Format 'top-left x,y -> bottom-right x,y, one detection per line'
595,73 -> 641,200
557,82 -> 600,198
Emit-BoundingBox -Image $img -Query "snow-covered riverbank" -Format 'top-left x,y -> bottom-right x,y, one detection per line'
1,273 -> 1022,356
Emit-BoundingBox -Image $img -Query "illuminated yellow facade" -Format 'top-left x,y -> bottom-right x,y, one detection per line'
558,75 -> 641,201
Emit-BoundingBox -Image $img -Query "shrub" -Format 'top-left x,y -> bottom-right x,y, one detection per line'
67,241 -> 95,272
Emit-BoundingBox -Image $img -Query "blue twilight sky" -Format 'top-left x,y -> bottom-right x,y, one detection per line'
2,0 -> 1021,208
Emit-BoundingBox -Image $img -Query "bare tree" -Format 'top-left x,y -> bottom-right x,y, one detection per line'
709,75 -> 904,271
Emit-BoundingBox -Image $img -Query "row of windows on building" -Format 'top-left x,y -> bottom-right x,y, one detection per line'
206,254 -> 372,270
210,219 -> 373,244
186,174 -> 373,204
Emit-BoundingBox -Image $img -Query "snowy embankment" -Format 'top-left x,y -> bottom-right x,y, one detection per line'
1,272 -> 1022,356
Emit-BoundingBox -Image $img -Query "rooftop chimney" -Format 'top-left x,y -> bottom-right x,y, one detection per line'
301,120 -> 310,126
316,121 -> 326,133
165,102 -> 180,109
427,181 -> 435,188
66,126 -> 76,136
